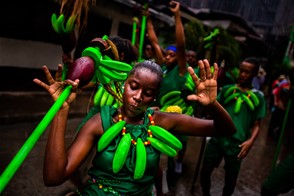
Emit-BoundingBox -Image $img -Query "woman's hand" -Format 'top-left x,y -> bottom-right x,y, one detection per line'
33,64 -> 79,109
187,59 -> 218,106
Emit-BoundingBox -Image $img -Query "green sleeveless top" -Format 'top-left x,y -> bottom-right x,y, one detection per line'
80,106 -> 160,196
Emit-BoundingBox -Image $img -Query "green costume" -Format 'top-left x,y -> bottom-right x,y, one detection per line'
155,65 -> 187,107
79,106 -> 160,196
201,84 -> 267,196
153,64 -> 190,188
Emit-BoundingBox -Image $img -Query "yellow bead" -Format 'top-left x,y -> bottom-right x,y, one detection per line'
99,185 -> 103,189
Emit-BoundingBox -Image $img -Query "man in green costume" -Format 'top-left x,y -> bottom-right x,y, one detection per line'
200,57 -> 267,196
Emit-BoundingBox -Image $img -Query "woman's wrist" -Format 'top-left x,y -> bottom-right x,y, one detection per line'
205,100 -> 217,109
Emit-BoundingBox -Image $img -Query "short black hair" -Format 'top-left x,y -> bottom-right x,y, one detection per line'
129,60 -> 163,85
243,57 -> 260,76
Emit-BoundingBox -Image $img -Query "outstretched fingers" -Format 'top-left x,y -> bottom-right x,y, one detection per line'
198,60 -> 206,82
33,78 -> 49,91
55,64 -> 63,82
42,65 -> 55,85
203,59 -> 212,79
188,66 -> 199,85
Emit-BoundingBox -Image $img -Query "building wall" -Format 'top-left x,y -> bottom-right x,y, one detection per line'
0,37 -> 62,70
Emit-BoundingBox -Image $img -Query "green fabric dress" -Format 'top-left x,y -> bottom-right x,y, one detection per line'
80,105 -> 160,196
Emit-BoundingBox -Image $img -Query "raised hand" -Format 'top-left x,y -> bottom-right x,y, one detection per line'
169,1 -> 180,13
187,59 -> 218,106
33,64 -> 79,109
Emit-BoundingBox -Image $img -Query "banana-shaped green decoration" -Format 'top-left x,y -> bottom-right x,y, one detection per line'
224,92 -> 240,105
65,15 -> 76,33
241,93 -> 255,111
134,138 -> 146,179
100,90 -> 110,108
98,65 -> 128,81
147,137 -> 177,157
234,96 -> 243,114
185,82 -> 194,91
224,85 -> 239,97
56,14 -> 66,34
95,69 -> 111,85
82,47 -> 102,68
181,106 -> 188,114
98,120 -> 126,152
172,99 -> 185,107
93,86 -> 105,106
160,105 -> 169,112
247,90 -> 260,106
113,133 -> 132,173
51,13 -> 60,34
160,91 -> 181,106
184,105 -> 194,116
185,74 -> 196,91
51,13 -> 76,35
162,96 -> 182,108
178,101 -> 187,110
100,60 -> 132,72
149,125 -> 182,150
105,93 -> 115,106
113,100 -> 123,109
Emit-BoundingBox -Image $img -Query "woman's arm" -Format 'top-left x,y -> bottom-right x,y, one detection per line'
170,1 -> 186,76
33,65 -> 101,186
154,101 -> 236,137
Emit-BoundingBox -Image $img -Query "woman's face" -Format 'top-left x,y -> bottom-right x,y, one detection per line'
122,68 -> 160,117
164,50 -> 177,67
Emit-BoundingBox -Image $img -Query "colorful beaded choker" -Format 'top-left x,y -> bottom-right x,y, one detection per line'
97,112 -> 182,180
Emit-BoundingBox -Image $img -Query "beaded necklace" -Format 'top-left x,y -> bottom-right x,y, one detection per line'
223,86 -> 260,114
119,114 -> 153,146
97,112 -> 183,180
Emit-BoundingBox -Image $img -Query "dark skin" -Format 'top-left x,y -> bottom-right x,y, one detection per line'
234,61 -> 261,159
33,59 -> 236,186
186,50 -> 197,68
146,1 -> 186,76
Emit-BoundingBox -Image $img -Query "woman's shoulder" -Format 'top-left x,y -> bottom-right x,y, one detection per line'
81,112 -> 103,136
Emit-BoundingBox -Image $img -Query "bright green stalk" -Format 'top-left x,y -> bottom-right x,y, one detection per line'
132,17 -> 138,46
138,4 -> 147,62
0,85 -> 72,193
271,99 -> 292,171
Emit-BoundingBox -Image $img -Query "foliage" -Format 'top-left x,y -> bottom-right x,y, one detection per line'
184,20 -> 206,54
185,22 -> 241,70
